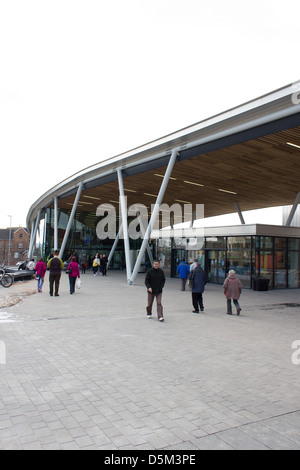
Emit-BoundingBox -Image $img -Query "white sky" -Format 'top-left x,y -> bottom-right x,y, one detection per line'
1,0 -> 299,229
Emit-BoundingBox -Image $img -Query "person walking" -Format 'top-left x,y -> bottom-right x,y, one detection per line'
145,260 -> 166,322
101,254 -> 108,276
80,254 -> 88,274
67,256 -> 81,294
47,250 -> 64,297
177,259 -> 190,291
189,262 -> 207,313
223,270 -> 243,315
35,258 -> 47,293
92,253 -> 100,276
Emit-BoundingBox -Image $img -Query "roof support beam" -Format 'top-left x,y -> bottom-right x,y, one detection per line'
28,209 -> 41,259
286,192 -> 300,226
235,202 -> 245,225
129,148 -> 179,285
54,197 -> 58,251
136,212 -> 154,266
107,222 -> 123,268
59,182 -> 83,258
117,168 -> 132,283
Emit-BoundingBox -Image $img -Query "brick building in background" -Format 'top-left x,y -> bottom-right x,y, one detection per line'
0,227 -> 29,266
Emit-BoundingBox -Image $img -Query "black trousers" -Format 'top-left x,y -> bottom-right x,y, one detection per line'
192,292 -> 204,311
49,272 -> 61,296
69,276 -> 76,294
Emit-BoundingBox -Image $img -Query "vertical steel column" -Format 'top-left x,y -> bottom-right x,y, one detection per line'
129,148 -> 179,285
59,182 -> 83,259
42,213 -> 47,259
117,168 -> 132,283
54,197 -> 58,250
286,192 -> 300,226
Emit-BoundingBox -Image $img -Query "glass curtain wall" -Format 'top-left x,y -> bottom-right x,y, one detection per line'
258,237 -> 274,287
288,238 -> 300,288
42,210 -> 300,289
44,207 -> 125,268
227,236 -> 252,288
274,238 -> 287,288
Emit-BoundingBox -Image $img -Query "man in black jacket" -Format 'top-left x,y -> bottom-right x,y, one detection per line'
47,250 -> 64,297
145,260 -> 166,322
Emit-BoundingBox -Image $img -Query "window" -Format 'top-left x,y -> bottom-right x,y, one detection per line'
227,237 -> 252,288
288,238 -> 300,288
274,238 -> 287,288
205,237 -> 226,249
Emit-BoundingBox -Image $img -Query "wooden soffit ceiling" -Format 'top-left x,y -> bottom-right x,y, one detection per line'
57,125 -> 300,221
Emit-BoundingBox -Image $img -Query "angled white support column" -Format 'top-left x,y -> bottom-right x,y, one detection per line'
59,182 -> 83,259
235,202 -> 245,225
54,197 -> 58,250
28,219 -> 35,258
42,213 -> 47,258
117,168 -> 132,283
286,192 -> 300,226
28,209 -> 41,258
129,148 -> 179,285
137,213 -> 154,266
107,222 -> 123,268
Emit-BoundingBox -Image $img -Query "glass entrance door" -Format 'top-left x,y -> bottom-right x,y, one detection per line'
171,248 -> 186,277
206,250 -> 226,284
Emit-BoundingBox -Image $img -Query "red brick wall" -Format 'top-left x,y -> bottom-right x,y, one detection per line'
0,228 -> 29,266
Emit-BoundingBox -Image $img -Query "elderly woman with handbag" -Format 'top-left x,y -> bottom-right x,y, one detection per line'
67,256 -> 81,295
223,270 -> 243,315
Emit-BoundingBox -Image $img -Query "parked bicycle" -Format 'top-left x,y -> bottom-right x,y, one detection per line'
0,268 -> 14,288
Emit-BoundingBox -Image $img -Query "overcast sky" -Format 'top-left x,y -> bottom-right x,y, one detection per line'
1,0 -> 299,229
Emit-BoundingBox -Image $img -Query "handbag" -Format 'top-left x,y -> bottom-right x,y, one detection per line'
66,264 -> 72,275
76,278 -> 82,289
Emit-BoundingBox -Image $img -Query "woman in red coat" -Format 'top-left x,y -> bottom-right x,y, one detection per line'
223,270 -> 243,315
67,256 -> 80,295
35,258 -> 47,293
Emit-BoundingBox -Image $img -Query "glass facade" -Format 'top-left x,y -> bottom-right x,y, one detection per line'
160,235 -> 300,289
39,206 -> 300,289
288,239 -> 300,288
41,207 -> 152,271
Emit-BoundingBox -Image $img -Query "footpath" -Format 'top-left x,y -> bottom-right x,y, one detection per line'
0,271 -> 300,450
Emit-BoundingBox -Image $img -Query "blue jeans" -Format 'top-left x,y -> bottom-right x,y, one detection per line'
37,277 -> 44,292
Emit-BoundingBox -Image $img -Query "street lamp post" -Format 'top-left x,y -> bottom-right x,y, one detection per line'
8,215 -> 12,267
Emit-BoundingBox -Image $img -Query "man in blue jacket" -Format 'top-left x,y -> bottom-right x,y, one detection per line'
177,259 -> 190,291
189,262 -> 207,313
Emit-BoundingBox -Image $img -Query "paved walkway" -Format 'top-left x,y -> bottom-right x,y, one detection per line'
0,271 -> 300,450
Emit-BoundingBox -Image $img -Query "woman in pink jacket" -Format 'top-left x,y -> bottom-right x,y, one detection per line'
35,258 -> 47,293
223,270 -> 243,315
67,256 -> 80,295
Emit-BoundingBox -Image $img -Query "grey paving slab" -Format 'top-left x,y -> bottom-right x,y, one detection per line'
0,271 -> 300,449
